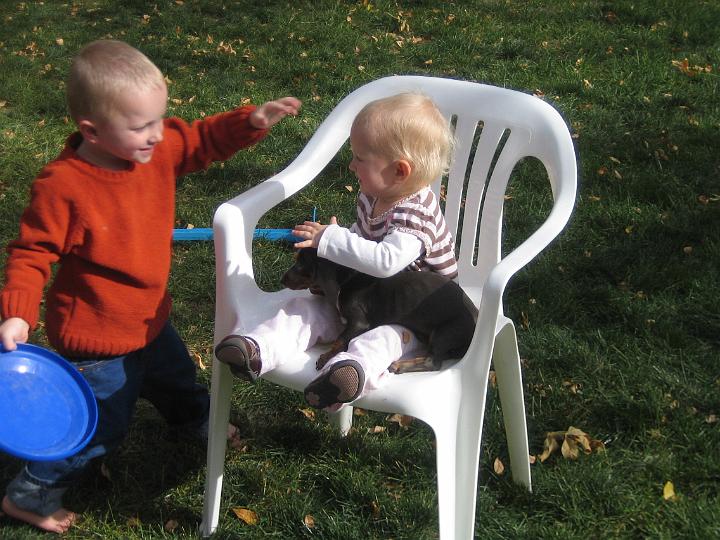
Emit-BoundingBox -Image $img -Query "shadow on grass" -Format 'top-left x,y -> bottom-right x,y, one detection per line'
0,399 -> 209,533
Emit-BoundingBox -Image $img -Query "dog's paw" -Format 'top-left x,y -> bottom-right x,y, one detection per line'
316,340 -> 345,369
316,352 -> 332,370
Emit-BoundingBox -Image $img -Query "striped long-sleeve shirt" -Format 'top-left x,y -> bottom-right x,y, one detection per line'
349,186 -> 458,279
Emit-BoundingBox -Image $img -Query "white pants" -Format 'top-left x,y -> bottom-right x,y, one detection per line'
244,295 -> 426,399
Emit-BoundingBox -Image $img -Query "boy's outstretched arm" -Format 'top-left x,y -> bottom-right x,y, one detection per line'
249,97 -> 302,129
0,317 -> 30,351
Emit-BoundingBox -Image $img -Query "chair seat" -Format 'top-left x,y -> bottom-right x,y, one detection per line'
242,288 -> 465,420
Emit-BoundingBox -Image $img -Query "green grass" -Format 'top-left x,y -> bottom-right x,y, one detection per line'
1,0 -> 719,538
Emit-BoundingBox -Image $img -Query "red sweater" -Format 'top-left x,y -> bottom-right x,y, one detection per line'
1,106 -> 267,357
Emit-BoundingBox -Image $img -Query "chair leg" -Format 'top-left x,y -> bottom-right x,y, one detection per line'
433,400 -> 486,540
326,405 -> 354,436
493,321 -> 532,490
201,361 -> 234,537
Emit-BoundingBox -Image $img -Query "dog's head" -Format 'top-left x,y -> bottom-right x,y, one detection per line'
281,248 -> 320,290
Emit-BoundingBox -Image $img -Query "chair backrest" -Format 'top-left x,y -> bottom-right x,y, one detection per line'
215,76 -> 576,321
304,76 -> 577,307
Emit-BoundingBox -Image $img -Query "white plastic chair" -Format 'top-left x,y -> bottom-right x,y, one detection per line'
201,76 -> 577,539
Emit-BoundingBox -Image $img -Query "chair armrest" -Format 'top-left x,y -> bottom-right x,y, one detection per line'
212,95 -> 363,337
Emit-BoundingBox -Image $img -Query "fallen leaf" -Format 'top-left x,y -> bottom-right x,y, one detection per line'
493,457 -> 505,475
303,514 -> 315,529
539,427 -> 604,462
299,408 -> 316,421
539,431 -> 564,462
520,310 -> 530,330
561,436 -> 580,459
368,425 -> 386,434
164,519 -> 179,532
663,481 -> 677,501
232,507 -> 258,525
706,414 -> 718,424
345,185 -> 354,192
387,413 -> 413,428
191,351 -> 206,370
370,500 -> 381,517
229,436 -> 248,451
100,461 -> 112,480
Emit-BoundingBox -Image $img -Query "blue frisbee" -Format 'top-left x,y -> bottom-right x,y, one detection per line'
0,343 -> 98,461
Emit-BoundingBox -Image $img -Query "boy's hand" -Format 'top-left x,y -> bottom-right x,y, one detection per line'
0,317 -> 30,351
293,216 -> 338,249
249,97 -> 302,129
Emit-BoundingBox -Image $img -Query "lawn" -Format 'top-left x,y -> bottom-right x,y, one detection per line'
0,1 -> 718,538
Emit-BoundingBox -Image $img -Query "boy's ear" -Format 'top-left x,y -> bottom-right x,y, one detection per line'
77,119 -> 99,143
394,159 -> 412,182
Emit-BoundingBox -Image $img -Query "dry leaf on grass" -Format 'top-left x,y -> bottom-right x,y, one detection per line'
539,426 -> 605,462
100,462 -> 112,481
387,413 -> 413,428
232,507 -> 258,525
663,481 -> 677,501
299,407 -> 316,421
493,457 -> 505,475
164,519 -> 179,532
303,514 -> 316,530
191,351 -> 206,370
229,436 -> 249,452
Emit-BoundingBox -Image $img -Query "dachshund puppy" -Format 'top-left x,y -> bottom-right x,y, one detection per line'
281,248 -> 478,373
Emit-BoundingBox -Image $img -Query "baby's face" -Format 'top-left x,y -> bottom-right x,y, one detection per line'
92,84 -> 168,166
348,125 -> 398,199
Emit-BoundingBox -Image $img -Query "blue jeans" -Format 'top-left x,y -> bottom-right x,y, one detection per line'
5,322 -> 210,516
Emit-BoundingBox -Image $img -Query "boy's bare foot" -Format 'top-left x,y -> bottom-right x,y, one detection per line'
2,495 -> 76,534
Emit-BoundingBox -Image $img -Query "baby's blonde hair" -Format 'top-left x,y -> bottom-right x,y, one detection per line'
67,40 -> 165,123
352,92 -> 455,188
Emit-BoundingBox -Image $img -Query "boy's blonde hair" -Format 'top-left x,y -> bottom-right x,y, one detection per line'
67,40 -> 165,123
352,92 -> 455,188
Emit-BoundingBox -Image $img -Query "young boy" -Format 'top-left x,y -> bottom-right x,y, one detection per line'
215,92 -> 457,411
0,39 -> 300,533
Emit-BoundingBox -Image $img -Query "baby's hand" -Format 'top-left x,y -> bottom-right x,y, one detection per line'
293,216 -> 338,249
0,317 -> 30,352
249,97 -> 302,129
